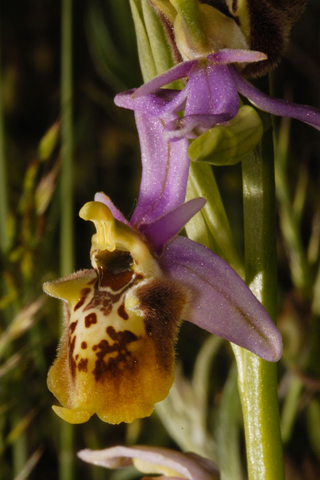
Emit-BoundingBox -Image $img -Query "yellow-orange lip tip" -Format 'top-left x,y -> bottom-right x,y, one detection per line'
52,405 -> 91,424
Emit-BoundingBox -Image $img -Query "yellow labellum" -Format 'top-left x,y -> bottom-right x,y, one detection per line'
44,201 -> 187,424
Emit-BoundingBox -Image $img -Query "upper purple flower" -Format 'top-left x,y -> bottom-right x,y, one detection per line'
115,49 -> 320,142
43,112 -> 282,425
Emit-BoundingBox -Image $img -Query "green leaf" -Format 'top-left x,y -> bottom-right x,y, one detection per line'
38,122 -> 60,161
129,0 -> 174,82
216,365 -> 244,480
185,162 -> 244,276
307,399 -> 320,461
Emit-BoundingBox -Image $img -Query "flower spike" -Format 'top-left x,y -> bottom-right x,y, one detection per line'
44,111 -> 282,424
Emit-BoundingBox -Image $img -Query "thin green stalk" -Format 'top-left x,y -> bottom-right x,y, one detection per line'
275,118 -> 310,291
61,0 -> 74,277
60,0 -> 74,478
233,128 -> 284,479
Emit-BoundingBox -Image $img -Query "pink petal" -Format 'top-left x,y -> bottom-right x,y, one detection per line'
140,198 -> 206,255
94,192 -> 129,224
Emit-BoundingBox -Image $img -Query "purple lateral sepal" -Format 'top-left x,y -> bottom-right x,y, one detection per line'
78,445 -> 220,480
133,60 -> 197,98
230,66 -> 320,131
140,198 -> 206,255
160,236 -> 282,362
130,112 -> 190,228
115,89 -> 181,117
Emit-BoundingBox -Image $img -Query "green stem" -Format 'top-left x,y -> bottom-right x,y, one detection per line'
233,128 -> 284,479
11,413 -> 27,477
61,0 -> 74,277
60,0 -> 74,478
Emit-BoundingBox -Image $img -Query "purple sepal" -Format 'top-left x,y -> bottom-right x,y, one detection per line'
130,112 -> 190,228
161,63 -> 239,141
140,198 -> 206,255
185,64 -> 239,117
133,60 -> 197,98
160,237 -> 282,362
115,89 -> 181,116
230,66 -> 320,131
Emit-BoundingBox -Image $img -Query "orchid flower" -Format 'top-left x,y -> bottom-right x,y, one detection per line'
78,445 -> 220,480
115,49 -> 320,142
43,112 -> 281,425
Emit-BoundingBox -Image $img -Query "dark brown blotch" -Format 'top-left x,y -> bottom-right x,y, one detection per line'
135,278 -> 188,372
92,327 -> 138,381
85,312 -> 97,328
69,320 -> 78,334
95,250 -> 135,291
69,335 -> 77,379
78,358 -> 88,372
74,287 -> 91,311
118,303 -> 129,320
81,341 -> 87,349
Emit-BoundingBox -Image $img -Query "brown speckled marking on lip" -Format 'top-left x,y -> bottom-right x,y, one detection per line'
78,358 -> 88,372
85,312 -> 97,328
74,287 -> 91,311
118,302 -> 129,320
87,277 -> 97,286
69,335 -> 77,378
81,341 -> 87,349
69,320 -> 78,334
92,326 -> 138,382
83,273 -> 143,317
83,291 -> 112,316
